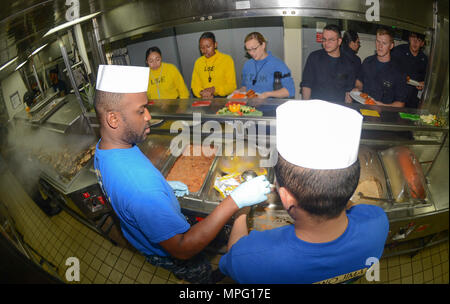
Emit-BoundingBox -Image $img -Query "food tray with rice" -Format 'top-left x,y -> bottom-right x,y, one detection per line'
201,143 -> 275,204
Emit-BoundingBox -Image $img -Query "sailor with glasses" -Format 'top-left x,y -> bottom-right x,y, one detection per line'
301,24 -> 357,103
234,32 -> 295,99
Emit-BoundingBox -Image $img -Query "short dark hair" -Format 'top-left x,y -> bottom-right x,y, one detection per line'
342,30 -> 359,46
145,46 -> 162,62
323,24 -> 342,38
94,90 -> 124,120
199,32 -> 216,43
274,153 -> 360,219
409,31 -> 425,41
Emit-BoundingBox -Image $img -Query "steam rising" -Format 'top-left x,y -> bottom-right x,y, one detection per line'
6,122 -> 96,192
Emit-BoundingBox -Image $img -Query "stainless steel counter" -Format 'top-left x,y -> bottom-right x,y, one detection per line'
147,98 -> 448,133
8,96 -> 448,250
142,98 -> 448,248
14,94 -> 84,134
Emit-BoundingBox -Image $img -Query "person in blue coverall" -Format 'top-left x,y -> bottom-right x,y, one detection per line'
352,28 -> 408,107
93,64 -> 270,284
300,24 -> 358,103
234,32 -> 295,99
391,31 -> 428,108
219,100 -> 389,284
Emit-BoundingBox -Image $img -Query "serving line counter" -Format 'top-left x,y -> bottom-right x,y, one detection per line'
146,98 -> 449,256
7,96 -> 449,256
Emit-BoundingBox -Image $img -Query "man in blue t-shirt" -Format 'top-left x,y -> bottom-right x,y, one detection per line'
352,28 -> 407,107
301,25 -> 357,103
93,65 -> 271,284
391,31 -> 428,108
219,100 -> 389,284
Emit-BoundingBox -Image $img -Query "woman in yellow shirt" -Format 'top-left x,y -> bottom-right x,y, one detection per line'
191,32 -> 237,98
145,46 -> 189,99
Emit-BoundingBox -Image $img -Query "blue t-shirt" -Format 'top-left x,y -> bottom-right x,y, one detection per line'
94,141 -> 190,257
242,52 -> 295,98
219,204 -> 389,284
357,55 -> 408,104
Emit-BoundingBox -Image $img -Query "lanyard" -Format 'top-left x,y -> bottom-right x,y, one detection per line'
150,63 -> 163,99
205,55 -> 218,83
252,60 -> 268,85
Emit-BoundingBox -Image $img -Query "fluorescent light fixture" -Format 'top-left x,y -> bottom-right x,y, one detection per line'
0,56 -> 18,71
15,60 -> 28,71
28,43 -> 49,58
43,11 -> 101,37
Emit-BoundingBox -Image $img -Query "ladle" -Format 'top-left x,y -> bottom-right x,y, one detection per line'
241,170 -> 276,190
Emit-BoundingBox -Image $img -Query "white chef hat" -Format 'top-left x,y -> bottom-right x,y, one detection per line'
276,100 -> 363,169
96,64 -> 149,93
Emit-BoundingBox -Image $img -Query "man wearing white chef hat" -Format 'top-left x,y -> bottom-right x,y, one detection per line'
219,100 -> 389,284
93,64 -> 270,283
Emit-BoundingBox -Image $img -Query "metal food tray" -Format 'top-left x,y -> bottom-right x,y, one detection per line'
202,156 -> 276,205
29,91 -> 59,113
350,146 -> 391,208
378,150 -> 434,213
30,96 -> 68,124
39,158 -> 92,195
162,143 -> 219,198
138,134 -> 175,172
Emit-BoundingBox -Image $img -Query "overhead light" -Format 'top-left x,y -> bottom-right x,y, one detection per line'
28,43 -> 49,58
43,11 -> 102,38
0,57 -> 18,71
15,60 -> 28,71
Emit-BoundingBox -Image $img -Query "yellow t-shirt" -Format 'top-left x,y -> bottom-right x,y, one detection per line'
147,62 -> 189,99
191,50 -> 237,98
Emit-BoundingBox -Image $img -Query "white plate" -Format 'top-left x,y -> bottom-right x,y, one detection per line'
407,79 -> 421,87
227,92 -> 246,99
227,92 -> 261,99
149,119 -> 164,127
350,91 -> 369,104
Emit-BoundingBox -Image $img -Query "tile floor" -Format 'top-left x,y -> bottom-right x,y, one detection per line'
0,158 -> 448,284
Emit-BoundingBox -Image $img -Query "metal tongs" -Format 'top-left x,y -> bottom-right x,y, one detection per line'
357,192 -> 432,212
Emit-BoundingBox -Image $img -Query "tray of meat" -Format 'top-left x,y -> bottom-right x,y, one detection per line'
165,144 -> 218,195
